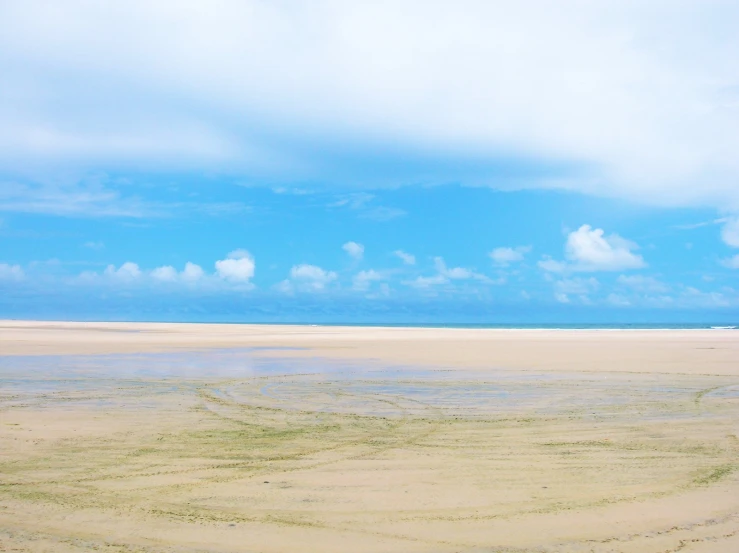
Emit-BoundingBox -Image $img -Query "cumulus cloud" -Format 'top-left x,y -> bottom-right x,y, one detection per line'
408,257 -> 494,288
181,261 -> 205,281
394,250 -> 416,265
552,277 -> 599,303
215,250 -> 255,282
1,2 -> 738,207
342,241 -> 364,260
288,264 -> 337,291
104,262 -> 141,280
151,262 -> 204,283
151,265 -> 178,282
539,225 -> 645,272
489,246 -> 531,266
0,263 -> 24,280
352,269 -> 383,291
435,257 -> 492,282
272,279 -> 294,295
538,257 -> 568,273
78,260 -> 207,286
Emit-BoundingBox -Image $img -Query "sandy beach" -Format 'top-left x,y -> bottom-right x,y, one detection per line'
2,320 -> 739,375
1,321 -> 738,552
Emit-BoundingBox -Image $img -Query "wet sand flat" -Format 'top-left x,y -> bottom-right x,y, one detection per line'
1,322 -> 738,552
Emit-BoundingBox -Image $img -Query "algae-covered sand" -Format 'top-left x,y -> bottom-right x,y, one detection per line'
1,322 -> 738,552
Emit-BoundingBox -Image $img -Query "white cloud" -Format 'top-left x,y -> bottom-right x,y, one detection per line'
104,262 -> 141,280
607,293 -> 631,307
0,263 -> 24,280
679,286 -> 732,308
215,250 -> 255,282
489,246 -> 531,266
540,225 -> 645,272
83,240 -> 105,250
329,194 -> 406,221
328,193 -> 374,209
289,264 -> 337,291
566,226 -> 645,270
537,257 -> 567,273
407,274 -> 449,289
376,283 -> 391,297
617,274 -> 669,293
435,257 -> 471,280
90,261 -> 207,285
721,218 -> 739,247
1,2 -> 738,208
0,179 -> 157,218
720,254 -> 739,269
394,250 -> 416,265
149,263 -> 205,283
352,269 -> 383,291
342,241 -> 364,260
408,257 -> 494,288
273,279 -> 294,294
359,206 -> 407,221
181,261 -> 204,281
151,265 -> 178,282
555,277 -> 599,295
435,257 -> 492,282
552,277 -> 599,304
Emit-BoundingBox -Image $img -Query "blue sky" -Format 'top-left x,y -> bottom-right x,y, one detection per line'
0,1 -> 738,323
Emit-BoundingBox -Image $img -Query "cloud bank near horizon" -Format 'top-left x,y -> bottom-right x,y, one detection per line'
0,1 -> 738,210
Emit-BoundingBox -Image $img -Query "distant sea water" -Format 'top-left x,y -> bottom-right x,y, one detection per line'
208,322 -> 738,330
7,317 -> 737,329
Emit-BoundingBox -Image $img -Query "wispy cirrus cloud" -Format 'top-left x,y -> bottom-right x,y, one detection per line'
0,178 -> 252,219
0,180 -> 155,218
328,193 -> 406,222
394,250 -> 416,265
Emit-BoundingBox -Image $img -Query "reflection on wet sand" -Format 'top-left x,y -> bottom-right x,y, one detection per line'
2,347 -> 739,552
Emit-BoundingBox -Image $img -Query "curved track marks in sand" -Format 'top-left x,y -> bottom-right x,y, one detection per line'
1,354 -> 739,552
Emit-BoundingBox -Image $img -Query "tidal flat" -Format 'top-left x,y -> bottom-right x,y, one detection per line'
1,323 -> 738,552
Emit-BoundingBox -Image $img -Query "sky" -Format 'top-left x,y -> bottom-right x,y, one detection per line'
0,1 -> 738,323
